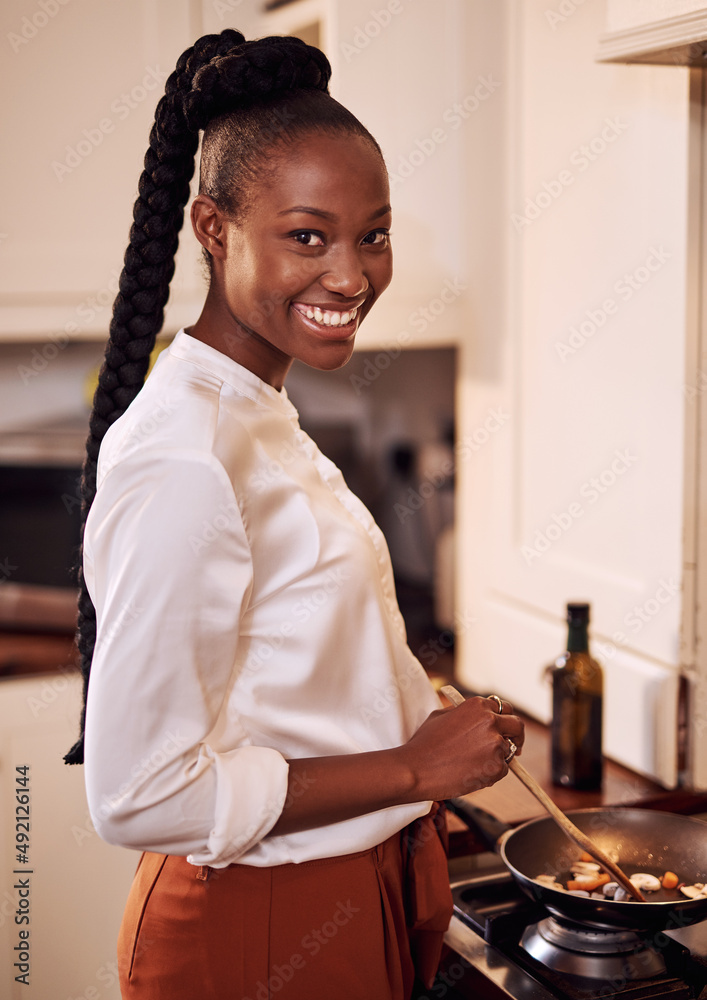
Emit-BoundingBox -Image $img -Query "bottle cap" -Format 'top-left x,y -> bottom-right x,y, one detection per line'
566,602 -> 590,624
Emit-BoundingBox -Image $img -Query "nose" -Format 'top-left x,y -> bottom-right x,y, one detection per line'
319,246 -> 369,299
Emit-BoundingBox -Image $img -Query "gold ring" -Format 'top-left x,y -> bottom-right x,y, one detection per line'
488,693 -> 503,714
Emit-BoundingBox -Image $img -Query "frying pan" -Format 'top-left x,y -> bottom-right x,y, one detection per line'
448,801 -> 707,932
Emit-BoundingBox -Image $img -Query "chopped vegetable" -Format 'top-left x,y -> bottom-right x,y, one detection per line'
534,856 -> 697,902
680,883 -> 707,899
629,873 -> 662,892
566,874 -> 610,892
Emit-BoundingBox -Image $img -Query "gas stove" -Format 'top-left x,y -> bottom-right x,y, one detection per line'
444,857 -> 707,999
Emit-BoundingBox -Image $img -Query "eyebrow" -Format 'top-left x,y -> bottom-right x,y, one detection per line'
278,204 -> 392,222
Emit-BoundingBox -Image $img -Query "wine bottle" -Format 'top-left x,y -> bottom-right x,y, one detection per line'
550,602 -> 603,789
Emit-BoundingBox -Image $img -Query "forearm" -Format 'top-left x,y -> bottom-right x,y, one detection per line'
266,697 -> 526,838
266,746 -> 420,837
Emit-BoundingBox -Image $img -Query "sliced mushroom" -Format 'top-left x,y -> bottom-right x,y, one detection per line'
571,861 -> 601,874
629,873 -> 662,893
603,881 -> 619,899
680,883 -> 707,899
613,887 -> 630,901
568,889 -> 590,896
535,874 -> 565,891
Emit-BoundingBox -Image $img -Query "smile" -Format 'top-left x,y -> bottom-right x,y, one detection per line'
292,302 -> 360,328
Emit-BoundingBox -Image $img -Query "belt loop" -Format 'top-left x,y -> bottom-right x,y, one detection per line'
196,865 -> 212,882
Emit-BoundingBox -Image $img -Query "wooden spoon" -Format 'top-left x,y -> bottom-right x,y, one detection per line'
440,685 -> 646,902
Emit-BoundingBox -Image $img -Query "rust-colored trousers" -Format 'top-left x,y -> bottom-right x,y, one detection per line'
117,804 -> 452,1000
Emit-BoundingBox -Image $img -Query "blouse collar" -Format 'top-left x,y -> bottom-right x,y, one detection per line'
169,329 -> 297,417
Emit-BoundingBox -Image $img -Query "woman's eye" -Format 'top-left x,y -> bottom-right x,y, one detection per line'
292,231 -> 325,247
362,229 -> 391,246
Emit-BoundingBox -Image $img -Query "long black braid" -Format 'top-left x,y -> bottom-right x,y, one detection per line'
64,29 -> 378,764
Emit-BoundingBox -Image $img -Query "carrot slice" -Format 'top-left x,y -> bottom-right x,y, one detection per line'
567,874 -> 610,892
662,871 -> 679,889
580,852 -> 594,863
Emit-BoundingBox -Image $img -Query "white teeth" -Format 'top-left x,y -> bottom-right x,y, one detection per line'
297,304 -> 358,327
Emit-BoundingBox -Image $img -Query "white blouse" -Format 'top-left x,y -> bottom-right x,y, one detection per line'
83,330 -> 441,868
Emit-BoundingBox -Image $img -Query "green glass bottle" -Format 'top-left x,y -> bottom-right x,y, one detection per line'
550,602 -> 603,789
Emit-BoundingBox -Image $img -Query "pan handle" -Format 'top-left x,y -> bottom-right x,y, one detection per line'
445,797 -> 513,852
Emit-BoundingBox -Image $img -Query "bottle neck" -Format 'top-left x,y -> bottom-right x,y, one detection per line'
566,621 -> 589,653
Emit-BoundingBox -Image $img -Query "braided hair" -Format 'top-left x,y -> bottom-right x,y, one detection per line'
64,29 -> 382,764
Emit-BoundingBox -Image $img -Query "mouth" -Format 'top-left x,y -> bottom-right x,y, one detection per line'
291,301 -> 363,334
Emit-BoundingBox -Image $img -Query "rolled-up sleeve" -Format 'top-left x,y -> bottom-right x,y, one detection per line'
83,449 -> 290,867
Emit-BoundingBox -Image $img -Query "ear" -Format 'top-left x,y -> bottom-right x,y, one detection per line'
191,195 -> 228,261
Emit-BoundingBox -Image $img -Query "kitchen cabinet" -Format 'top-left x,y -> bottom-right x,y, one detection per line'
0,0 -> 201,342
601,0 -> 707,63
0,673 -> 136,1000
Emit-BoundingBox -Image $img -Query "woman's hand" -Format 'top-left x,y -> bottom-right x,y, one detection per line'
401,696 -> 525,801
267,695 -> 524,838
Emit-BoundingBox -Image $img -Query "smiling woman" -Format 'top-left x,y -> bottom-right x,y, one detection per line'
189,131 -> 393,386
65,27 -> 524,1000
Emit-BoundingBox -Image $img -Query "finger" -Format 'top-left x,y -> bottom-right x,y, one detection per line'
486,695 -> 515,716
500,717 -> 525,753
503,735 -> 520,763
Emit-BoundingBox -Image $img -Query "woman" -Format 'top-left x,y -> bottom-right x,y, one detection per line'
65,28 -> 525,1000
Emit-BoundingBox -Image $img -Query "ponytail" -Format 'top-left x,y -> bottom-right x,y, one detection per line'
64,29 -> 332,764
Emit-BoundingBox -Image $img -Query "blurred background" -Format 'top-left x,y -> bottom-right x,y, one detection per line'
2,0 -> 707,995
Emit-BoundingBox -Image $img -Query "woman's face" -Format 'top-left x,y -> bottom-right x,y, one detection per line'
203,131 -> 393,389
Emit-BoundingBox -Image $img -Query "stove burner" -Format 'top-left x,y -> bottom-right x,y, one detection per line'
521,917 -> 667,981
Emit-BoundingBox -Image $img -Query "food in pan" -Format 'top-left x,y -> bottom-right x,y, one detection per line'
535,856 -> 707,901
